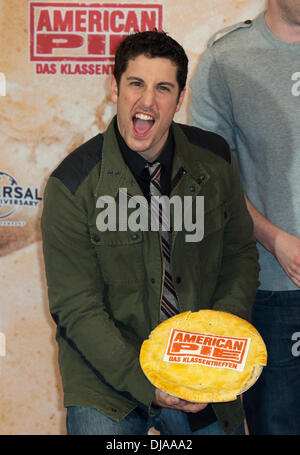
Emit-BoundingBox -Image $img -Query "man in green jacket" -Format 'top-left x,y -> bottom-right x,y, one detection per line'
41,30 -> 259,435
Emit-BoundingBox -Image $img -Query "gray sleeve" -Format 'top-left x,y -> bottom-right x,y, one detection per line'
189,48 -> 237,154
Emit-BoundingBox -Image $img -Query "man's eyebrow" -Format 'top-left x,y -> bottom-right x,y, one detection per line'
126,76 -> 144,82
126,76 -> 176,88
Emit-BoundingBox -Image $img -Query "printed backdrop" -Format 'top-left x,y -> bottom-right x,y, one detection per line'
0,0 -> 265,434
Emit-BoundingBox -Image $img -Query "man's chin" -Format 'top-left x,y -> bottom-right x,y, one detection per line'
123,131 -> 160,161
127,136 -> 152,154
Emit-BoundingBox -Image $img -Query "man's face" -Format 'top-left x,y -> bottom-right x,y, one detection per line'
275,0 -> 300,25
111,54 -> 185,162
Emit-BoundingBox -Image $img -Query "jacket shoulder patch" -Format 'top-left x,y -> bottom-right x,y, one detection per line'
178,124 -> 231,163
208,20 -> 253,47
52,133 -> 103,194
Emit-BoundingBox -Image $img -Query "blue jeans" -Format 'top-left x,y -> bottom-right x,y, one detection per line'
66,406 -> 245,435
243,290 -> 300,435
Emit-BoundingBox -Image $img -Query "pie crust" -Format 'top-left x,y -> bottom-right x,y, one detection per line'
140,310 -> 267,402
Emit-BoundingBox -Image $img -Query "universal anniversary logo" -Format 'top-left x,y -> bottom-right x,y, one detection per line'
0,171 -> 42,226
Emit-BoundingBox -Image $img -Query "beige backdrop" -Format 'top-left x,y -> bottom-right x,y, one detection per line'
0,0 -> 265,435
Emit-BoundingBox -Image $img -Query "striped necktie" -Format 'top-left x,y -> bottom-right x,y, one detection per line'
148,162 -> 180,321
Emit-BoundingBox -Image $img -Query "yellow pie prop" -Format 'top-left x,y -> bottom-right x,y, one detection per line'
140,310 -> 267,402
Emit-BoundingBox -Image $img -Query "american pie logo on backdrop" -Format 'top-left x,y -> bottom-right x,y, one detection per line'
29,2 -> 163,75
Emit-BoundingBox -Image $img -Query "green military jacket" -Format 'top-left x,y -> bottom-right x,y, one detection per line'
41,118 -> 259,434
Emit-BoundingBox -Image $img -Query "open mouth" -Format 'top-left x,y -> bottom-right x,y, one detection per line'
132,112 -> 155,137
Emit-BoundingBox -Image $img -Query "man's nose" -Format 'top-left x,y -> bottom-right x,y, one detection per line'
140,87 -> 156,108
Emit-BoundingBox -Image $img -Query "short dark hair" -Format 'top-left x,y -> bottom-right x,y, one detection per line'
113,30 -> 188,94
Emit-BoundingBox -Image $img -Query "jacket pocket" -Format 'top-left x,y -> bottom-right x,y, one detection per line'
182,202 -> 228,281
88,224 -> 145,284
203,201 -> 228,239
186,201 -> 228,246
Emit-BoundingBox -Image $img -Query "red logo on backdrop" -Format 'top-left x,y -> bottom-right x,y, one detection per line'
29,2 -> 163,75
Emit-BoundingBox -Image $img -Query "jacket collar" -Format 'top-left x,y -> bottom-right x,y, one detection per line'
95,117 -> 211,199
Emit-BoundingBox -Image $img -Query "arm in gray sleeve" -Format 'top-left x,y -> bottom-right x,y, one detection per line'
189,49 -> 237,154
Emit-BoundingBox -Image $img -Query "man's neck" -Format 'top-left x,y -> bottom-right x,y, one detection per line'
265,3 -> 300,43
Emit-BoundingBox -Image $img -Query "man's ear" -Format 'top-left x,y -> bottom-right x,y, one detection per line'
110,75 -> 118,104
175,87 -> 186,113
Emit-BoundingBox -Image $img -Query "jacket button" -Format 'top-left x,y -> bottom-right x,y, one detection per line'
197,175 -> 206,184
189,186 -> 195,192
176,277 -> 181,284
151,278 -> 155,284
93,235 -> 100,242
131,233 -> 138,240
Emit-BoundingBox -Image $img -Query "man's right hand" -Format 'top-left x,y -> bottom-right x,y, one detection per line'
153,388 -> 208,413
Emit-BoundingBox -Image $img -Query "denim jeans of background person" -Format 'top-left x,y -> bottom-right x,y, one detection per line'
189,0 -> 300,435
66,406 -> 245,435
41,30 -> 259,436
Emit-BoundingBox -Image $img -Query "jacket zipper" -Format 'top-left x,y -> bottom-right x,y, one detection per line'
125,171 -> 186,325
158,230 -> 169,323
158,171 -> 186,322
124,190 -> 162,324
